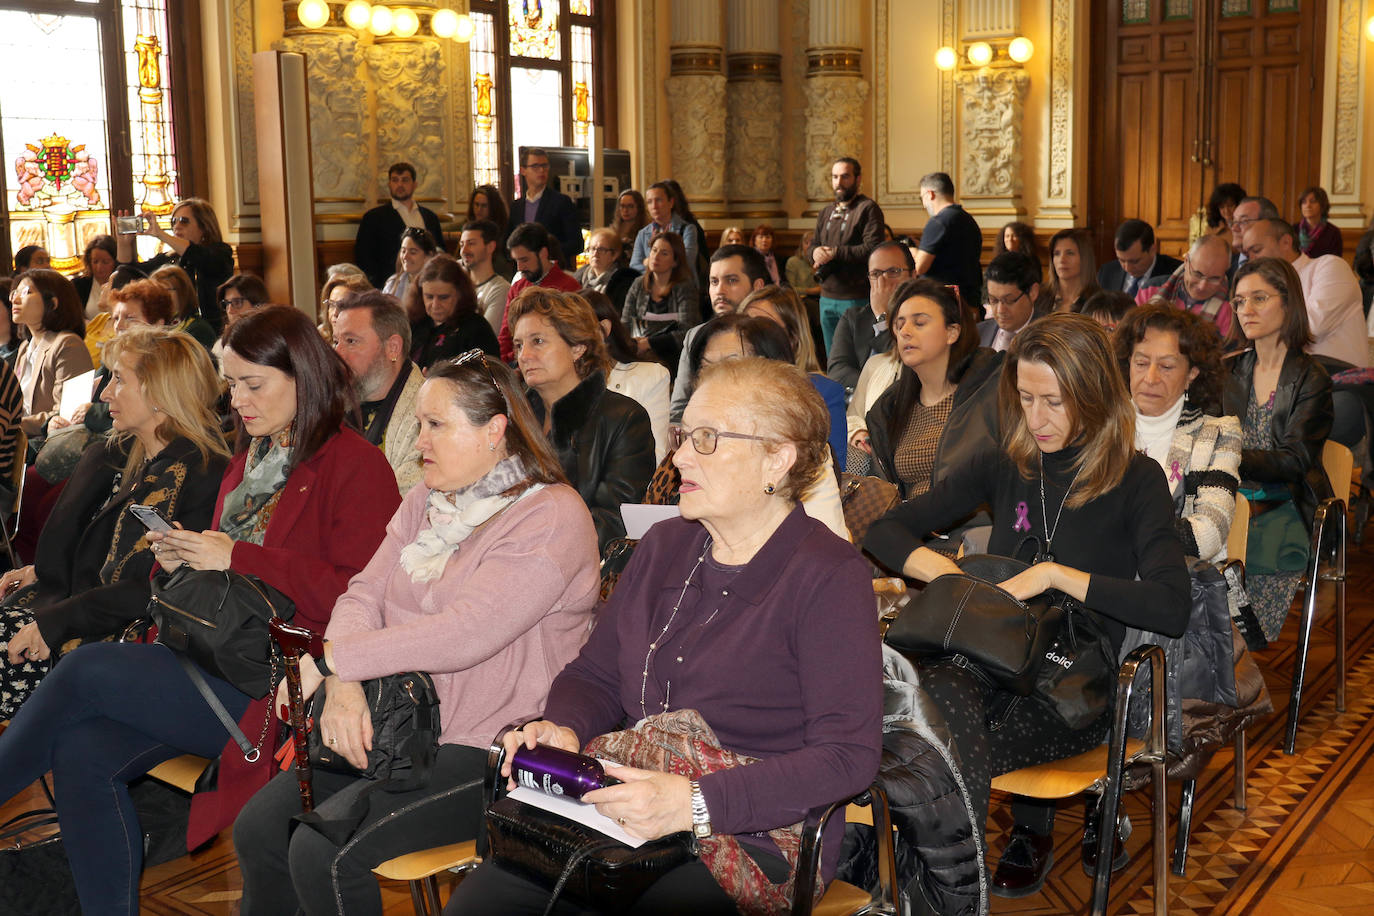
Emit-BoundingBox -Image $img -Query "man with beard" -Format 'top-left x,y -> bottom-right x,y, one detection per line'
497,222 -> 582,361
807,156 -> 886,352
353,162 -> 447,289
913,171 -> 983,314
459,219 -> 511,332
330,291 -> 425,493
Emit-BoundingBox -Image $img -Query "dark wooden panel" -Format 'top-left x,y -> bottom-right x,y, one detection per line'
1120,36 -> 1155,64
1162,33 -> 1197,60
1217,29 -> 1253,57
1264,23 -> 1299,55
1118,75 -> 1153,219
1212,68 -> 1253,180
1258,66 -> 1297,207
1159,69 -> 1198,232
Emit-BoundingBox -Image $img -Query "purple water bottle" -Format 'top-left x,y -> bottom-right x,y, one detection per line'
510,744 -> 620,799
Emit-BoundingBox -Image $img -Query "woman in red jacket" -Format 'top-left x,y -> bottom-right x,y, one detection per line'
0,306 -> 401,916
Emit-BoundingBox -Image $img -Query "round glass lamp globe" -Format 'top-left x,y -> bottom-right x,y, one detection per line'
933,46 -> 958,71
343,0 -> 371,29
431,8 -> 459,37
967,42 -> 993,67
1008,37 -> 1034,63
393,7 -> 419,37
368,5 -> 393,35
297,0 -> 330,29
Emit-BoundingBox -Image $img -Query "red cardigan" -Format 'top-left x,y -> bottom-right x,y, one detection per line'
187,428 -> 401,848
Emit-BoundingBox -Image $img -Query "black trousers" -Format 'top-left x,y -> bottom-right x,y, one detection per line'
917,661 -> 1111,839
234,743 -> 487,916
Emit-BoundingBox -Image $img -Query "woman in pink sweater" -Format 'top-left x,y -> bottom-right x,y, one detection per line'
233,351 -> 602,916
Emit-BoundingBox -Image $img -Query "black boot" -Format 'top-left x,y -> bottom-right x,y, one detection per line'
991,824 -> 1054,898
1081,794 -> 1130,876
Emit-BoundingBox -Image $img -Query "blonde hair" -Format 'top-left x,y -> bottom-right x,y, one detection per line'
695,357 -> 828,502
739,285 -> 821,373
507,288 -> 612,379
148,265 -> 195,320
102,326 -> 230,477
999,312 -> 1135,508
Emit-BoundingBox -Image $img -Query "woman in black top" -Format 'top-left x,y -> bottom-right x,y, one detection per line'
865,313 -> 1190,900
116,198 -> 235,334
407,255 -> 499,371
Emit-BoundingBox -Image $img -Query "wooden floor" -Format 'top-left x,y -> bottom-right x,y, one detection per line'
4,515 -> 1374,914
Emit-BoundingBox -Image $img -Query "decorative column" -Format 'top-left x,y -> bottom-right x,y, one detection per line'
1322,0 -> 1368,227
365,2 -> 450,210
275,2 -> 369,232
725,0 -> 784,217
1037,0 -> 1080,226
804,0 -> 868,213
666,3 -> 727,216
954,67 -> 1029,217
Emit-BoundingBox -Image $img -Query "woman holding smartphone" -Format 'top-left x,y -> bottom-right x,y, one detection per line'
0,326 -> 229,718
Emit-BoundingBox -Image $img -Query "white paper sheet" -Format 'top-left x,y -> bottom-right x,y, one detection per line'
59,369 -> 97,420
506,785 -> 647,848
620,504 -> 681,540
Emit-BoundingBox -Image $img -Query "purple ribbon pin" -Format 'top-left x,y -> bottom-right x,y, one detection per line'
1169,460 -> 1182,483
1013,500 -> 1031,532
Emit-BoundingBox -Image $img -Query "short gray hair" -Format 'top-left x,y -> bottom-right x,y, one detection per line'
333,290 -> 411,353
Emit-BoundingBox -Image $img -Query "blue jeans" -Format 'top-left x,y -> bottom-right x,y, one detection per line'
820,296 -> 866,355
0,642 -> 250,915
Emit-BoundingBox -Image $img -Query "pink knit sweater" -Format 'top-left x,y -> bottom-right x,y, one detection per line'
325,482 -> 601,748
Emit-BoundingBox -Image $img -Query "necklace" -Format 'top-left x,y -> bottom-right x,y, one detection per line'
639,536 -> 739,718
1037,453 -> 1084,563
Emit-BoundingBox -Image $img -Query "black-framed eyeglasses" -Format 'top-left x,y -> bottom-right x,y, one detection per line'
222,296 -> 251,309
984,289 -> 1028,310
587,246 -> 618,255
452,349 -> 508,411
867,267 -> 910,281
669,425 -> 772,456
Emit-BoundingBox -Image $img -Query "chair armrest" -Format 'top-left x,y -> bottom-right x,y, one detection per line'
791,784 -> 899,916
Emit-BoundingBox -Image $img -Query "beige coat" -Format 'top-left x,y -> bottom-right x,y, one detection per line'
384,361 -> 425,494
16,331 -> 94,437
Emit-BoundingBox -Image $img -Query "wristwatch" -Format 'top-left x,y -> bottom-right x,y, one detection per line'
315,654 -> 333,678
689,780 -> 712,838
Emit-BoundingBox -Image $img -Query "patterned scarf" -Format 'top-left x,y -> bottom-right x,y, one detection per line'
220,428 -> 293,545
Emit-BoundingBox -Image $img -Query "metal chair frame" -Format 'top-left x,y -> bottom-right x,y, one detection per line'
2,429 -> 26,568
791,785 -> 901,916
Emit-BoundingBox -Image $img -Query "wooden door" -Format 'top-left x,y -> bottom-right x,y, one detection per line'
1089,0 -> 1326,259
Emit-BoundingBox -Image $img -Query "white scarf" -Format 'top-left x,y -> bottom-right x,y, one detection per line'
399,456 -> 542,582
1135,394 -> 1186,470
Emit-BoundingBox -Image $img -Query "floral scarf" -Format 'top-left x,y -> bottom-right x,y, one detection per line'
220,428 -> 293,545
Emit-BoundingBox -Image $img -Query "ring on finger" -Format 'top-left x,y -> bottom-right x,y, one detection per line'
617,817 -> 626,826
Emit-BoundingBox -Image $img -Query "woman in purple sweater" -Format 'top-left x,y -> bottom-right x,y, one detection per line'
445,357 -> 883,915
233,352 -> 602,916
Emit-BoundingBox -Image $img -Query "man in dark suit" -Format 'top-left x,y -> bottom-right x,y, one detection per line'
827,240 -> 911,392
1096,218 -> 1181,298
506,147 -> 583,269
353,162 -> 447,290
977,251 -> 1041,351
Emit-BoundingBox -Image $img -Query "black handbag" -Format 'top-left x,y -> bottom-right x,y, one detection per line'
147,567 -> 295,699
485,795 -> 695,913
1032,598 -> 1117,728
292,671 -> 442,845
883,554 -> 1063,695
0,807 -> 78,915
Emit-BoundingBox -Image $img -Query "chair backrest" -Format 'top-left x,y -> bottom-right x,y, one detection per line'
1227,493 -> 1250,564
1321,440 -> 1354,503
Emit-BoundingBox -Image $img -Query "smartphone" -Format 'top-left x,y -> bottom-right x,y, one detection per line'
129,504 -> 173,532
116,215 -> 142,235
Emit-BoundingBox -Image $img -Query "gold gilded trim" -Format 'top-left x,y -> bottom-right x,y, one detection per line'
806,47 -> 862,74
726,52 -> 782,81
671,49 -> 722,76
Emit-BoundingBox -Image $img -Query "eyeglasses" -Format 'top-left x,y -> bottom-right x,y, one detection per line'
587,246 -> 618,255
867,267 -> 910,281
669,425 -> 773,456
985,290 -> 1027,310
1229,216 -> 1257,230
1230,292 -> 1281,310
221,296 -> 252,309
1183,257 -> 1226,288
452,348 -> 508,411
170,216 -> 193,227
524,162 -> 550,170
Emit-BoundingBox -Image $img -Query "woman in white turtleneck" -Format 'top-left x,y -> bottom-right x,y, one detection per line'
1115,303 -> 1241,563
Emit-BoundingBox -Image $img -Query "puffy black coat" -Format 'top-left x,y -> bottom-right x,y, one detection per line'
526,369 -> 655,552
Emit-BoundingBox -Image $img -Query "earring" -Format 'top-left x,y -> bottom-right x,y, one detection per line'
763,483 -> 775,495
488,442 -> 496,451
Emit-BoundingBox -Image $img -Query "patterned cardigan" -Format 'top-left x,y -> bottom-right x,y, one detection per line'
1162,408 -> 1243,564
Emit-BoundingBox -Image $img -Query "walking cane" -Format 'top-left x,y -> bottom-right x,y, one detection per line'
269,617 -> 317,814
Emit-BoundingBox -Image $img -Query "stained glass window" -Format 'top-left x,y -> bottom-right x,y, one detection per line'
571,25 -> 594,149
123,0 -> 179,220
1122,0 -> 1150,24
509,0 -> 560,60
1221,0 -> 1251,15
569,0 -> 591,14
1164,0 -> 1193,19
470,12 -> 501,188
1267,0 -> 1298,11
0,11 -> 112,272
508,67 -> 564,190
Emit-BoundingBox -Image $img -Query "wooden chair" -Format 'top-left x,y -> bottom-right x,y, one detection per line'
373,841 -> 480,916
1284,441 -> 1351,754
2,429 -> 26,568
146,754 -> 210,794
989,645 -> 1169,916
791,787 -> 901,916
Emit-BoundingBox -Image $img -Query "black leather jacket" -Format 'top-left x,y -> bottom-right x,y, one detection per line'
1222,347 -> 1334,529
865,347 -> 1005,498
526,369 -> 656,552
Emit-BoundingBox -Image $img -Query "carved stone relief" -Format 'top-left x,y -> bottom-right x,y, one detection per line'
271,32 -> 367,202
955,67 -> 1029,199
366,40 -> 449,204
639,0 -> 659,187
232,0 -> 258,210
804,76 -> 869,203
788,0 -> 810,207
726,79 -> 784,203
1331,0 -> 1359,196
665,74 -> 727,205
1047,0 -> 1071,202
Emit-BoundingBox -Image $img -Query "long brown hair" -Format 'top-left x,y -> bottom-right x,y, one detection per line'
425,356 -> 567,494
1000,312 -> 1136,508
507,288 -> 611,380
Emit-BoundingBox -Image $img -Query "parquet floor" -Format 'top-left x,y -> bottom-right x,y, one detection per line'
5,521 -> 1374,914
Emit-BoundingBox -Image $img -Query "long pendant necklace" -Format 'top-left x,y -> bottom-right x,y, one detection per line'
1037,453 -> 1084,563
639,537 -> 711,718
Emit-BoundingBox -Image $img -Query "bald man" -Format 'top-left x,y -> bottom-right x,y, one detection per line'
1134,234 -> 1236,336
1242,218 -> 1367,368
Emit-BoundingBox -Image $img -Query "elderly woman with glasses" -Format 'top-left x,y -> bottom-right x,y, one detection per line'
446,357 -> 882,915
233,352 -> 601,916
